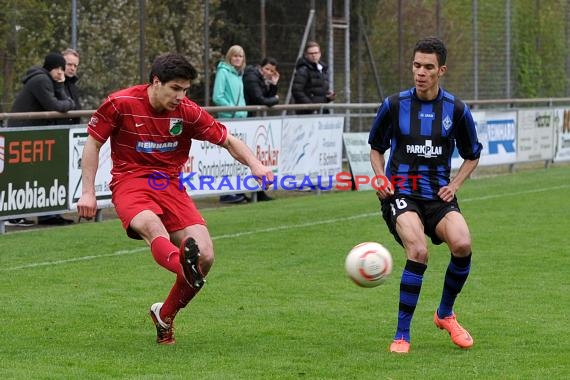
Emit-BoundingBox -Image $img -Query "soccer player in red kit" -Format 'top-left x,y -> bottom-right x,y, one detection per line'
77,53 -> 274,345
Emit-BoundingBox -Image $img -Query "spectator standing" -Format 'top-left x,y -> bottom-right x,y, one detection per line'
6,52 -> 76,226
242,57 -> 280,202
213,45 -> 248,204
292,41 -> 335,114
60,48 -> 82,125
213,45 -> 248,119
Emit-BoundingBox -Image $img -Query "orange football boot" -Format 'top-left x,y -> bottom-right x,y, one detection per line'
434,311 -> 474,349
389,339 -> 410,354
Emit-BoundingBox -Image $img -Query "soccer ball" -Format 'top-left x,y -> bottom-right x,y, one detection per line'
345,242 -> 393,288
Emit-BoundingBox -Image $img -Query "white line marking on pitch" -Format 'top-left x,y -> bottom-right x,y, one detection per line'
2,184 -> 568,271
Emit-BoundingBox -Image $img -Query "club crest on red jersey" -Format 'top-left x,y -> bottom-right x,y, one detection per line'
88,116 -> 99,127
169,118 -> 183,136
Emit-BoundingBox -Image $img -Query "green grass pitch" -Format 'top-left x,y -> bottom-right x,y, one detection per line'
1,165 -> 569,379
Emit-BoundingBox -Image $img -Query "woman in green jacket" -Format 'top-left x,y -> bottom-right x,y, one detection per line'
213,45 -> 248,119
213,45 -> 248,203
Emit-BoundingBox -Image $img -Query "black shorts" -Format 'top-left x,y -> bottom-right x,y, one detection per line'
380,195 -> 461,246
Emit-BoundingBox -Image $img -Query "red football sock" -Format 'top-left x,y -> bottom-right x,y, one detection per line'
150,236 -> 181,275
150,236 -> 200,322
161,274 -> 199,320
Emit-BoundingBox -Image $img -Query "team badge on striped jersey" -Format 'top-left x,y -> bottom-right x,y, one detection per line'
169,118 -> 183,136
443,115 -> 452,130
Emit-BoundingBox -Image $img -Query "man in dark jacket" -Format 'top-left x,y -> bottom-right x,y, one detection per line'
6,52 -> 75,226
60,48 -> 82,125
8,52 -> 76,127
292,41 -> 335,114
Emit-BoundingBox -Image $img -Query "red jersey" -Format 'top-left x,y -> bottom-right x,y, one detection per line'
87,84 -> 227,188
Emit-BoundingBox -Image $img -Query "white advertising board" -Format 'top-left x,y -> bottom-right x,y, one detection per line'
68,127 -> 113,209
452,111 -> 517,168
342,132 -> 374,190
517,109 -> 555,162
280,116 -> 344,189
185,118 -> 282,196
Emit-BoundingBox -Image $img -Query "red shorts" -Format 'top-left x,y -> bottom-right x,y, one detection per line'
112,177 -> 206,240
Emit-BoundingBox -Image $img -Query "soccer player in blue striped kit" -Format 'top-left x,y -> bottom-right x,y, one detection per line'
369,36 -> 483,354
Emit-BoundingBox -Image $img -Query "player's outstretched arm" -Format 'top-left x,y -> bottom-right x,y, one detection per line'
77,135 -> 103,219
222,134 -> 274,185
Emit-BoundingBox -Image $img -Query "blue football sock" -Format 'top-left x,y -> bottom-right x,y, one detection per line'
394,260 -> 427,342
437,253 -> 471,318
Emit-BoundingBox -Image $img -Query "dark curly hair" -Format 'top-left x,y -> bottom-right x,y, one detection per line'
149,53 -> 197,83
413,37 -> 447,66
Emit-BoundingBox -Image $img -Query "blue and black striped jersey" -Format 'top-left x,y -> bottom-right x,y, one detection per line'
369,87 -> 482,200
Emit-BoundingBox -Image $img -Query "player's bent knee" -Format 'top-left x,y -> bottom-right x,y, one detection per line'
197,244 -> 215,273
406,245 -> 429,263
450,239 -> 472,256
201,249 -> 215,266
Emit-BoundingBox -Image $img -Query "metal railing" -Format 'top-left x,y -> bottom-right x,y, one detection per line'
3,98 -> 570,126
